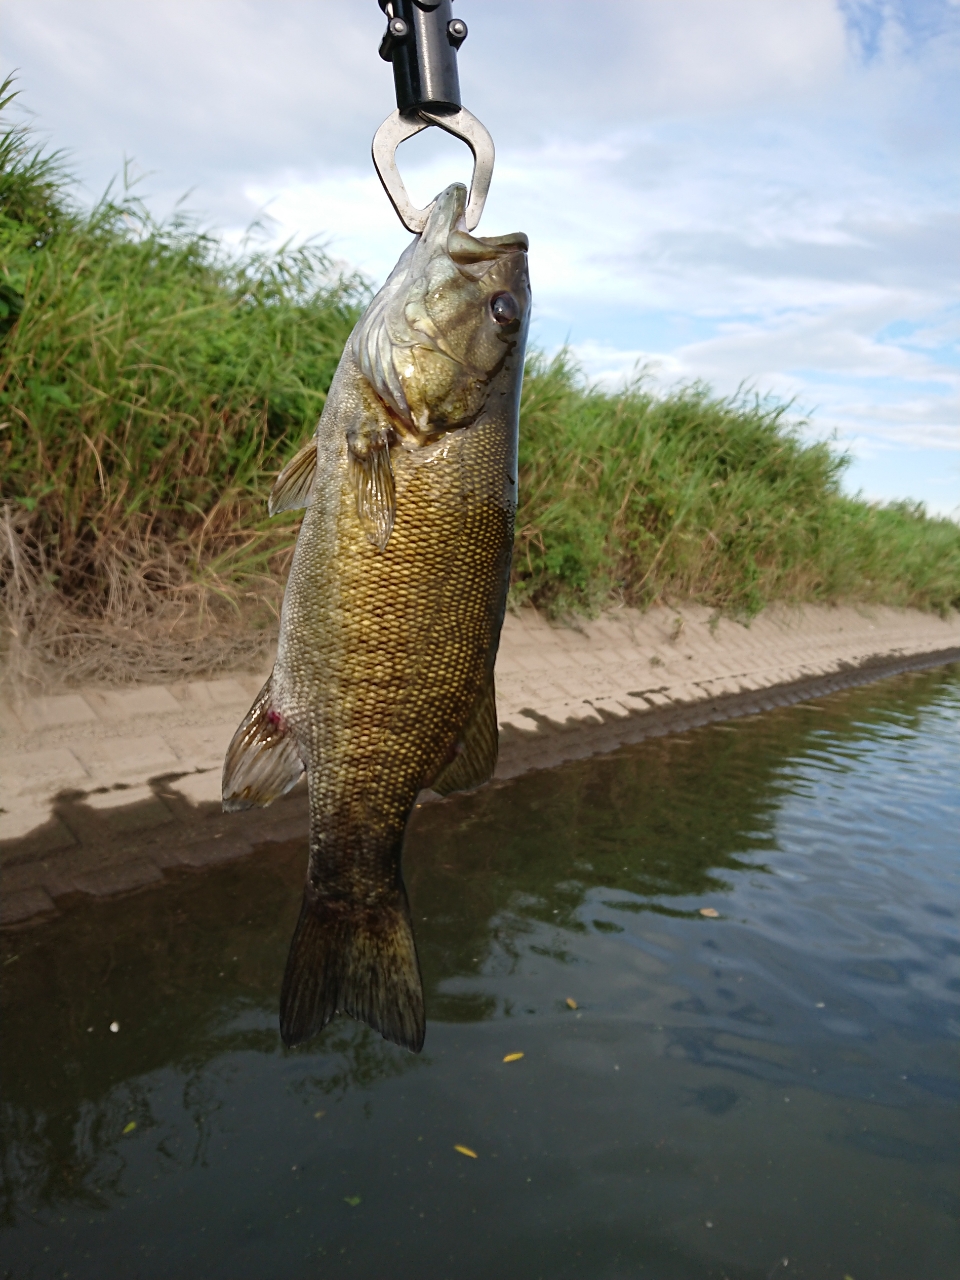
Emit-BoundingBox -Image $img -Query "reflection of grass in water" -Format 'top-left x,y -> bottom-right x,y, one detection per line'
408,664 -> 960,1014
290,1021 -> 426,1105
0,839 -> 422,1218
0,666 -> 955,1216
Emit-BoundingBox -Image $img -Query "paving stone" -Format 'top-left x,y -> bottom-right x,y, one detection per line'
178,679 -> 252,710
497,710 -> 541,733
0,699 -> 26,742
1,748 -> 90,799
170,770 -> 223,806
10,851 -> 81,899
0,603 -> 957,925
527,702 -> 580,727
501,648 -> 554,674
0,802 -> 56,843
83,784 -> 157,810
249,815 -> 309,848
84,686 -> 181,721
566,703 -> 605,724
170,724 -> 234,771
236,674 -> 270,698
0,812 -> 77,862
76,788 -> 175,834
698,678 -> 741,697
580,698 -> 625,720
174,833 -> 253,867
72,859 -> 163,897
79,735 -> 180,783
18,694 -> 100,730
615,693 -> 654,713
664,682 -> 711,705
1,885 -> 56,925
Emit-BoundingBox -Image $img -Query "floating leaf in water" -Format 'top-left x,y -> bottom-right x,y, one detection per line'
565,997 -> 578,1009
314,1110 -> 326,1119
503,1052 -> 524,1063
454,1145 -> 478,1159
699,908 -> 720,918
122,1122 -> 136,1134
344,1196 -> 361,1207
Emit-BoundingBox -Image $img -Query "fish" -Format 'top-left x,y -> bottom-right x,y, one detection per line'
222,183 -> 530,1054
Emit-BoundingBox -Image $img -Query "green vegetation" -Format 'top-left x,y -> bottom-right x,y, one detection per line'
2,82 -> 958,683
515,353 -> 960,617
0,79 -> 364,680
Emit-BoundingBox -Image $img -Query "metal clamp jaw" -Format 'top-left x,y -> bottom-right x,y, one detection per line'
373,1 -> 495,233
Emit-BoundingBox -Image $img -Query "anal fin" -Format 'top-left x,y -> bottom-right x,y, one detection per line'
269,439 -> 318,516
430,673 -> 499,796
222,675 -> 304,811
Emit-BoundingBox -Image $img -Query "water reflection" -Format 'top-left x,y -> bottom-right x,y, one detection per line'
1,664 -> 957,1278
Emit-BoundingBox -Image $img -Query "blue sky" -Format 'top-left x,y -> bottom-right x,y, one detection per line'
7,0 -> 959,514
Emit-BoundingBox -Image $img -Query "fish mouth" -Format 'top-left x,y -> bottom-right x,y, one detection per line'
428,183 -> 529,266
351,183 -> 528,431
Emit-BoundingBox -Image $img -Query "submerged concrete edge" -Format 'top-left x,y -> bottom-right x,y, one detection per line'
3,637 -> 957,931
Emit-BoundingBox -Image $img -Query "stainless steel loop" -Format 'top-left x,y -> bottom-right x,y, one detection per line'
371,106 -> 495,233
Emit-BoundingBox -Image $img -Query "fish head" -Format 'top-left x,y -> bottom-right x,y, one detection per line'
352,183 -> 530,439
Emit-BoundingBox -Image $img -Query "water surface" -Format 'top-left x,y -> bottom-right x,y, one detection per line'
2,664 -> 958,1279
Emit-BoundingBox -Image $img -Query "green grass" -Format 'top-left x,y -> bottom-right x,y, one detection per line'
0,80 -> 364,679
515,353 -> 960,618
1,81 -> 958,682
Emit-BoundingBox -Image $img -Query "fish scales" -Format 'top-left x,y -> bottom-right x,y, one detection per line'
286,398 -> 513,869
222,183 -> 530,1052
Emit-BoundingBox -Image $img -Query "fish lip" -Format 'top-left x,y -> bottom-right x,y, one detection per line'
350,182 -> 527,430
422,182 -> 468,239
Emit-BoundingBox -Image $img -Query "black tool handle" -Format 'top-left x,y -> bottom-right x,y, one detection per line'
378,0 -> 467,115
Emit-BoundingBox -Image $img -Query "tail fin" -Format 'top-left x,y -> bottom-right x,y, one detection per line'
279,883 -> 425,1053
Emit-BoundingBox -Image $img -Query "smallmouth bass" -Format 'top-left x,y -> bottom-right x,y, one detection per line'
222,184 -> 530,1052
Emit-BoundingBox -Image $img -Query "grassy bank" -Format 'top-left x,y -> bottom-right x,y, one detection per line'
515,354 -> 960,618
2,84 -> 959,685
0,81 -> 364,681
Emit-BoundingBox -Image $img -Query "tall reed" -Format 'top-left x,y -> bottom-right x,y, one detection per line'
2,81 -> 958,685
514,353 -> 960,617
0,79 -> 364,680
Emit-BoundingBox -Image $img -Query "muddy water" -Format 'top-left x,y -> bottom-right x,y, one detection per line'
2,665 -> 958,1280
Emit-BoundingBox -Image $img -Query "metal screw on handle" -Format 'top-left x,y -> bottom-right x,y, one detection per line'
374,1 -> 493,232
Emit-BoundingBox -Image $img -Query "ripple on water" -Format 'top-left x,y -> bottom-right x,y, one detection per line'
1,663 -> 958,1280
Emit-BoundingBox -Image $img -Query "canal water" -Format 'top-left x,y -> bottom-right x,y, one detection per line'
2,664 -> 958,1280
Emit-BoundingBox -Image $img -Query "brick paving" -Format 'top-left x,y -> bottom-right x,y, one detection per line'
2,602 -> 958,927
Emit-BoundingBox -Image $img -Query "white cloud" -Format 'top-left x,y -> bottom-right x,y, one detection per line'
6,0 -> 960,512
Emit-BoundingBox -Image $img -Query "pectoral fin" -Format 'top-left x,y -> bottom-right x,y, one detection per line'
269,439 -> 318,516
430,674 -> 499,796
348,431 -> 396,552
222,676 -> 304,810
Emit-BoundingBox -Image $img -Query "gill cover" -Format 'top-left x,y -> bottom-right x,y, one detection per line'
350,182 -> 529,435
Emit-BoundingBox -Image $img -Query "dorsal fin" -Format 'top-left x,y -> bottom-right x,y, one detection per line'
269,439 -> 318,516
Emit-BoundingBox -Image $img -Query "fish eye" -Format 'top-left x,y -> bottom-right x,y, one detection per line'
490,292 -> 520,326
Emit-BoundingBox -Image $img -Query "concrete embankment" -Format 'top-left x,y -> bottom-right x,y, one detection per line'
2,602 -> 958,927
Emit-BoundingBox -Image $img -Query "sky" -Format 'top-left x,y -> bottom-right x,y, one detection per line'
6,0 -> 960,515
